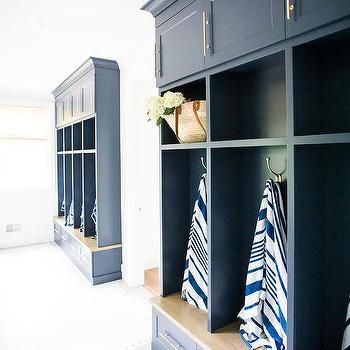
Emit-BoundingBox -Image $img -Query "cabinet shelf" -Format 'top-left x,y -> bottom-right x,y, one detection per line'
293,133 -> 350,145
57,150 -> 96,155
161,137 -> 288,150
210,137 -> 288,148
54,217 -> 121,252
161,142 -> 208,150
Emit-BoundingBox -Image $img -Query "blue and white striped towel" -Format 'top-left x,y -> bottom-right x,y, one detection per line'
181,173 -> 208,311
80,205 -> 84,233
91,199 -> 97,230
65,200 -> 74,226
342,294 -> 350,350
238,179 -> 287,350
60,199 -> 65,213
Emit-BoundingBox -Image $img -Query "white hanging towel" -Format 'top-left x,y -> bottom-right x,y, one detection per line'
65,201 -> 74,226
238,179 -> 287,350
91,199 -> 97,231
181,173 -> 208,311
80,205 -> 84,232
342,294 -> 350,350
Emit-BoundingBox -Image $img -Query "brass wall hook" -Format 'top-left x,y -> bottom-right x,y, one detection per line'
201,157 -> 207,170
266,157 -> 283,183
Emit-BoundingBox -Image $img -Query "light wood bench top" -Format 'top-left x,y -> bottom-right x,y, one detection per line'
151,293 -> 246,350
53,217 -> 122,252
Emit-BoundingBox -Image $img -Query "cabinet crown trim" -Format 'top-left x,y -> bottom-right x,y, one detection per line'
52,57 -> 119,97
141,0 -> 176,16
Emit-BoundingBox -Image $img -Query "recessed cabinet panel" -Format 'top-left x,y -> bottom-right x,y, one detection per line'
81,78 -> 94,117
156,0 -> 205,86
56,100 -> 64,127
204,0 -> 285,68
72,87 -> 81,118
63,94 -> 72,121
286,0 -> 350,37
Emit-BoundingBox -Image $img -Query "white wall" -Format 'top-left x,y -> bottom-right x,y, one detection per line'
0,104 -> 55,249
0,190 -> 54,248
0,0 -> 160,285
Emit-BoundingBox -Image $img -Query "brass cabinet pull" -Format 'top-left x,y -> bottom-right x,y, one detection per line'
286,0 -> 294,20
159,331 -> 184,350
202,11 -> 208,56
154,43 -> 157,78
155,43 -> 161,77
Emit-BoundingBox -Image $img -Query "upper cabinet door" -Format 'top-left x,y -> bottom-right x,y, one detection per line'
204,0 -> 285,68
156,0 -> 205,86
286,0 -> 350,37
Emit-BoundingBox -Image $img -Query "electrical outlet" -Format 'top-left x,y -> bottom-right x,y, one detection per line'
5,224 -> 22,233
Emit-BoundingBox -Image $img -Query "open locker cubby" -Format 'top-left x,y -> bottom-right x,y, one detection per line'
294,144 -> 350,350
83,153 -> 96,236
294,28 -> 350,136
64,154 -> 72,222
210,52 -> 286,141
83,117 -> 95,150
57,129 -> 63,152
161,148 -> 207,296
73,154 -> 83,229
64,126 -> 72,151
57,154 -> 64,216
210,145 -> 287,331
73,122 -> 82,150
161,78 -> 206,145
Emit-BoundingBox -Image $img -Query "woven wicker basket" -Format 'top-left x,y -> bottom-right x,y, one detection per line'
164,100 -> 207,143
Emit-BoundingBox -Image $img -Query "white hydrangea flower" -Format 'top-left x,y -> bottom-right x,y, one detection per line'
163,91 -> 185,109
146,96 -> 165,122
146,91 -> 185,125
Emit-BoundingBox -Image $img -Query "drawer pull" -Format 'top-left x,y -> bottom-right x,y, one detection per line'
159,331 -> 184,350
61,236 -> 68,241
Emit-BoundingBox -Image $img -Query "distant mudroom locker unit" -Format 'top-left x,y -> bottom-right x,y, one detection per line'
142,1 -> 350,350
53,57 -> 122,285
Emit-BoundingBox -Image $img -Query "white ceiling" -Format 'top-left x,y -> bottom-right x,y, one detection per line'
0,0 -> 153,103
